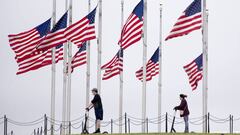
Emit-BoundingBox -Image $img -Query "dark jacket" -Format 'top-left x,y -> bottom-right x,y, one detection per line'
174,98 -> 189,117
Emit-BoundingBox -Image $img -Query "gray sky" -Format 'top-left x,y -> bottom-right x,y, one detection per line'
1,0 -> 240,134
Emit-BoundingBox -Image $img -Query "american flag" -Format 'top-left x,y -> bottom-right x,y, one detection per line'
16,12 -> 67,75
35,12 -> 68,52
101,49 -> 123,80
36,6 -> 97,51
16,45 -> 63,75
118,0 -> 143,49
136,48 -> 160,81
183,54 -> 203,90
165,0 -> 201,41
65,7 -> 97,48
8,19 -> 51,63
70,42 -> 87,72
9,12 -> 67,74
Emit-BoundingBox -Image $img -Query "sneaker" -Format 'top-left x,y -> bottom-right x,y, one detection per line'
93,128 -> 101,134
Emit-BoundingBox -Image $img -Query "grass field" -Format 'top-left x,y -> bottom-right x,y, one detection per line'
74,133 -> 240,135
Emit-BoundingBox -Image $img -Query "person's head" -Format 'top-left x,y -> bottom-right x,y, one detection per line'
179,94 -> 187,100
92,88 -> 98,95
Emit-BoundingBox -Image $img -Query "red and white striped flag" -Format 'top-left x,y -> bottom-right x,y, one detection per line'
65,7 -> 97,48
101,49 -> 123,80
136,48 -> 160,81
8,19 -> 51,63
8,12 -> 67,74
16,46 -> 63,75
118,0 -> 143,49
165,0 -> 202,41
70,42 -> 87,72
184,54 -> 203,90
35,12 -> 68,52
36,7 -> 97,51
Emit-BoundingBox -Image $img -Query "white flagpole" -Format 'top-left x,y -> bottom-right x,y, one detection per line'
142,0 -> 147,133
86,0 -> 91,110
85,0 -> 91,131
62,0 -> 68,134
50,0 -> 56,135
202,0 -> 208,132
158,3 -> 163,133
119,0 -> 124,133
97,0 -> 102,94
66,0 -> 73,133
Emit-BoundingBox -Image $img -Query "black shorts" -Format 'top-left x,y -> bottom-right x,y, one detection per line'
94,109 -> 103,120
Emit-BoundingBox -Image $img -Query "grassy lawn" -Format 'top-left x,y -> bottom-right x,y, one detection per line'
73,133 -> 240,135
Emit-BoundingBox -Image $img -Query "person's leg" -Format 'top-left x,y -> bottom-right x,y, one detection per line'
96,119 -> 101,130
184,115 -> 189,133
93,119 -> 101,133
94,109 -> 101,133
94,109 -> 103,133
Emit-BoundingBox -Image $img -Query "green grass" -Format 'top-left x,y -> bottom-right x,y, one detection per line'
73,133 -> 240,135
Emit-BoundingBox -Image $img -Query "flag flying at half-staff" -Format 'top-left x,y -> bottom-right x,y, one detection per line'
118,0 -> 143,50
16,44 -> 63,75
65,6 -> 97,48
16,12 -> 68,75
8,19 -> 51,63
101,49 -> 123,80
36,6 -> 97,51
8,12 -> 68,74
35,12 -> 68,53
183,54 -> 203,90
70,42 -> 87,72
165,0 -> 201,41
136,48 -> 160,81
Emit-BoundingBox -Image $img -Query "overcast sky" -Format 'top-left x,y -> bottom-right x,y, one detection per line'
1,0 -> 240,135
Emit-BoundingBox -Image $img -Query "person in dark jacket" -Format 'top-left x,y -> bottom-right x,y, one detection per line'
174,94 -> 190,133
86,88 -> 103,134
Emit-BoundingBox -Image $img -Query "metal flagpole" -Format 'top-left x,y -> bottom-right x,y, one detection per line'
66,0 -> 73,133
142,0 -> 147,133
97,0 -> 102,94
119,0 -> 124,133
202,0 -> 208,133
158,3 -> 163,133
86,0 -> 91,111
86,0 -> 91,130
50,0 -> 56,135
62,0 -> 69,134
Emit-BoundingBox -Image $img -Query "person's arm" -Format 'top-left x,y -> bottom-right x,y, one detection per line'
174,100 -> 186,110
86,103 -> 94,111
86,95 -> 99,111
